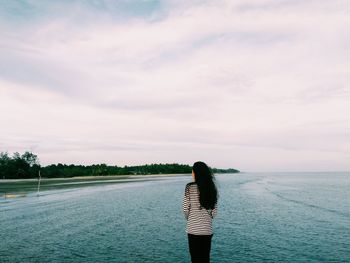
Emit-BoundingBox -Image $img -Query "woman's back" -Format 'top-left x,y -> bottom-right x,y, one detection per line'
183,161 -> 218,263
183,182 -> 217,235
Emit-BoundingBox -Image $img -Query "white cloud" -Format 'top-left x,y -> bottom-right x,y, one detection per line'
1,0 -> 350,171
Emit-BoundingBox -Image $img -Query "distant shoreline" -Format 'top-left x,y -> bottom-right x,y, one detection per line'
0,152 -> 240,180
0,173 -> 191,197
0,173 -> 189,182
0,173 -> 239,197
0,171 -> 238,182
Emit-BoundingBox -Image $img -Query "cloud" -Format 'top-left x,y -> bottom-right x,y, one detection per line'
0,0 -> 350,171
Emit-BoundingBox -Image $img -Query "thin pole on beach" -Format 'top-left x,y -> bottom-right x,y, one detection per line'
36,170 -> 41,197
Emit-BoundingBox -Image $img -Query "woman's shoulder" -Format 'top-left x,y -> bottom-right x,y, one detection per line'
185,182 -> 197,190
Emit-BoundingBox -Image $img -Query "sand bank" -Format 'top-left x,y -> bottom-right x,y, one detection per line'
0,174 -> 189,197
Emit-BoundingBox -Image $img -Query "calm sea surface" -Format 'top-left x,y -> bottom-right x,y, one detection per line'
1,172 -> 349,262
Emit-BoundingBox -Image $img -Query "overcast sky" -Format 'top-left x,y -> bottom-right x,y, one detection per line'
1,0 -> 349,172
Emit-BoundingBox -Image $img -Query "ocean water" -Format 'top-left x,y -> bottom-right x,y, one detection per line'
1,172 -> 349,262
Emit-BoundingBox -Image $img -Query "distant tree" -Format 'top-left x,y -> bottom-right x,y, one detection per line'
0,152 -> 11,179
21,152 -> 39,167
0,151 -> 41,179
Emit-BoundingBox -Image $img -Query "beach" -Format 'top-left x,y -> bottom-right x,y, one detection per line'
0,173 -> 189,198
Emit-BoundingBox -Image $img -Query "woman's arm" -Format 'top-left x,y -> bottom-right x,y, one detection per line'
210,203 -> 218,219
182,184 -> 190,219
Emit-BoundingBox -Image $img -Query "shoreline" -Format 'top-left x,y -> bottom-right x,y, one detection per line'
0,174 -> 190,197
0,173 -> 189,182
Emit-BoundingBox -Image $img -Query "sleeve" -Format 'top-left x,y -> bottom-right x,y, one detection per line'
182,184 -> 191,220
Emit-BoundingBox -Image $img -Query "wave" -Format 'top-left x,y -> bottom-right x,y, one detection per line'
264,186 -> 350,219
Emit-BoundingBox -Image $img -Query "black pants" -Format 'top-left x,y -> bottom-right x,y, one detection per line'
187,234 -> 213,263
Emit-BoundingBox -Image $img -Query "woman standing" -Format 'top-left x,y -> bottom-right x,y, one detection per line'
183,161 -> 218,263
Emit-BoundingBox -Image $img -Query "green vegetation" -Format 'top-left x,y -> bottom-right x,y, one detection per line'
0,151 -> 240,179
41,163 -> 193,178
0,152 -> 40,179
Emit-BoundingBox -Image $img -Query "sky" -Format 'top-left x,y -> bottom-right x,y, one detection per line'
0,0 -> 350,172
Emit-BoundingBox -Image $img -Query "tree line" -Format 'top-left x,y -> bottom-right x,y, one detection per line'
0,151 -> 240,179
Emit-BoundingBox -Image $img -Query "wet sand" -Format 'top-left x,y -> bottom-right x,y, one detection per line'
0,174 -> 189,197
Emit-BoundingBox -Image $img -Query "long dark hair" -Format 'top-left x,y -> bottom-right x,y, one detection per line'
193,161 -> 218,210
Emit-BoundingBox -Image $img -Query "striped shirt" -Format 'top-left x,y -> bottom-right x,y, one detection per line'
182,182 -> 217,235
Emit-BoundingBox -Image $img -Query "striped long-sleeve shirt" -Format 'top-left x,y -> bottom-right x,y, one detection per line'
182,182 -> 217,235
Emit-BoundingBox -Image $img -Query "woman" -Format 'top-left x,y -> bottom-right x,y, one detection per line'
183,161 -> 218,263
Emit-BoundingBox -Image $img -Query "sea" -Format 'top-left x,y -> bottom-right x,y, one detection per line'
1,172 -> 349,262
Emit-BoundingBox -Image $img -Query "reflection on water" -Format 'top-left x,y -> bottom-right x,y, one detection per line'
1,173 -> 349,262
